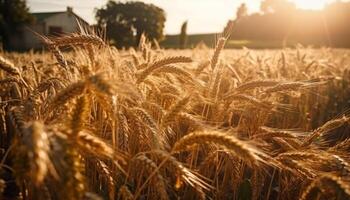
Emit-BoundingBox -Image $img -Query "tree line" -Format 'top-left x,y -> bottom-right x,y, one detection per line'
2,0 -> 350,50
231,0 -> 350,47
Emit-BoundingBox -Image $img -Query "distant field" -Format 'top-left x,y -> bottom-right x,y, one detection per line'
161,34 -> 320,49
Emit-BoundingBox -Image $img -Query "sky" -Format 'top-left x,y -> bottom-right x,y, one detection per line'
27,0 -> 338,34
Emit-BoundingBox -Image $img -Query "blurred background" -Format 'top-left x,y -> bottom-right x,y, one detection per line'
1,0 -> 350,50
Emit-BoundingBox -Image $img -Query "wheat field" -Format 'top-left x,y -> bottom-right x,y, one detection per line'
1,25 -> 350,200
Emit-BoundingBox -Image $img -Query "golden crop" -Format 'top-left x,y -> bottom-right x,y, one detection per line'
0,27 -> 350,200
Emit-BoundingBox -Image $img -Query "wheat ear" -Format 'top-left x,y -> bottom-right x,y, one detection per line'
49,45 -> 68,69
49,81 -> 86,110
252,126 -> 298,139
162,95 -> 191,126
131,154 -> 168,200
150,150 -> 210,198
87,73 -> 114,95
0,179 -> 5,194
0,55 -> 20,75
235,80 -> 280,92
63,142 -> 85,199
50,34 -> 104,47
264,82 -> 305,93
210,38 -> 226,70
76,131 -> 126,164
118,185 -> 134,200
130,107 -> 164,149
153,65 -> 193,81
24,121 -> 50,186
96,160 -> 115,200
302,116 -> 349,147
136,56 -> 192,83
70,96 -> 90,135
300,174 -> 350,200
172,130 -> 261,166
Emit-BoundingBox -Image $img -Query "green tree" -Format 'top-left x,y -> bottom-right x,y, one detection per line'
179,21 -> 187,49
0,0 -> 33,50
96,1 -> 166,48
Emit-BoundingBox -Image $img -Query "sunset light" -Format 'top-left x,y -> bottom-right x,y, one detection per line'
2,1 -> 350,199
292,0 -> 331,10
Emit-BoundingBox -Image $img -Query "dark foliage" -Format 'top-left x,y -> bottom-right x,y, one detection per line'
0,0 -> 33,50
95,1 -> 166,48
179,21 -> 187,49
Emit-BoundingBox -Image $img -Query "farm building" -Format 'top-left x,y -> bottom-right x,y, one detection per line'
8,7 -> 89,51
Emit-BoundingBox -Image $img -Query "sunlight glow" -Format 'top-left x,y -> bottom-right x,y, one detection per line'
27,0 -> 340,34
292,0 -> 331,10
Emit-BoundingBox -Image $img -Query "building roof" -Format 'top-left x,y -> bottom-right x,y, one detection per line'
32,12 -> 65,22
31,7 -> 89,25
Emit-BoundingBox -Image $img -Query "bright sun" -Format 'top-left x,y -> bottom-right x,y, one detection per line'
291,0 -> 331,10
